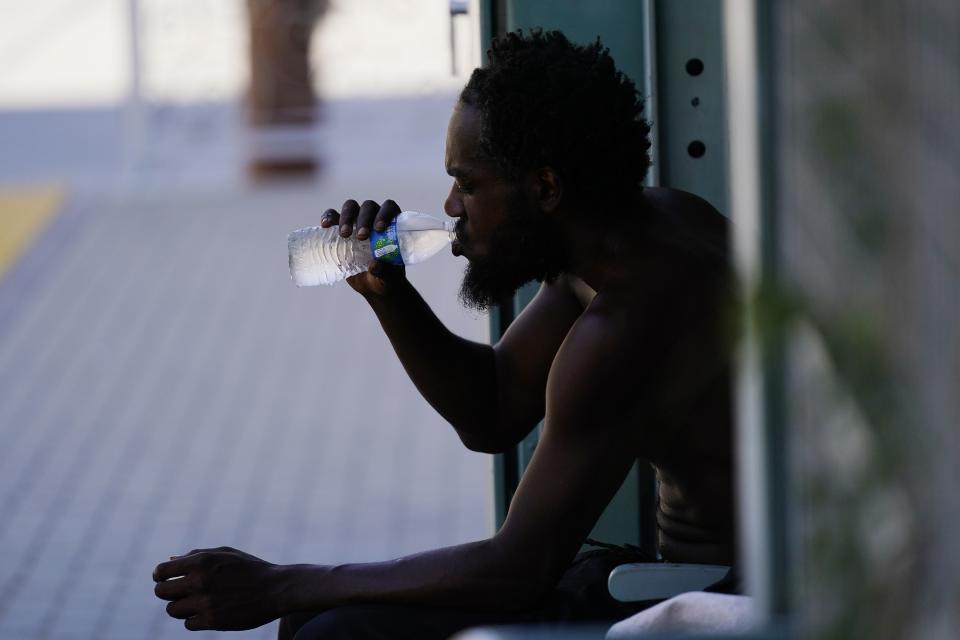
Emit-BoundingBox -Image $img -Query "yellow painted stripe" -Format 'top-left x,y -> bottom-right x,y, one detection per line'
0,185 -> 65,281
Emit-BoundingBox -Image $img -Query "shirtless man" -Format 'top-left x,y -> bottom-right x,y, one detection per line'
153,30 -> 736,638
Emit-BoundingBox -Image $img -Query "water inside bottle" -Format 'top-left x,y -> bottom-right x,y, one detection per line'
288,212 -> 454,286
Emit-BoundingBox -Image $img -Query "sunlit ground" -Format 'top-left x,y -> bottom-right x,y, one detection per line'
0,2 -> 490,639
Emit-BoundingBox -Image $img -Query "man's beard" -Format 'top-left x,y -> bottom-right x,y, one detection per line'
458,202 -> 568,311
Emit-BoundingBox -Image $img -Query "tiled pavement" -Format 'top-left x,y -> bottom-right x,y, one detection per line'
0,95 -> 492,639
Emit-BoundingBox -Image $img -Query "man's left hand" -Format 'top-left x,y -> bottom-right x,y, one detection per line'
153,546 -> 287,631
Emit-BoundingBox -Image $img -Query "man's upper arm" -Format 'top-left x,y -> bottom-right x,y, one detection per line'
489,276 -> 585,446
490,310 -> 648,592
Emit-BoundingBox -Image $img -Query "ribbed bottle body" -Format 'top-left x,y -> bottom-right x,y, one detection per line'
288,225 -> 373,286
288,211 -> 454,286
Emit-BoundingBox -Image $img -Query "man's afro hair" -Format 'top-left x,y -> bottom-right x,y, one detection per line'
460,29 -> 651,211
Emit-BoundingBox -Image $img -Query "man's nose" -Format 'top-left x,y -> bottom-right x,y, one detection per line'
444,185 -> 464,218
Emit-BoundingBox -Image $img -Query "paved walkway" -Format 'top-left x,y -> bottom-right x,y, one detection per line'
0,94 -> 492,639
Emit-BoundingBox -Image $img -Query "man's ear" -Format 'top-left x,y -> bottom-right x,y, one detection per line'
526,167 -> 563,213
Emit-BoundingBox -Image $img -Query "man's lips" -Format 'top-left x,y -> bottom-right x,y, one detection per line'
451,221 -> 468,257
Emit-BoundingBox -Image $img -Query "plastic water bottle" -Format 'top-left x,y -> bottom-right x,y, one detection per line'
288,211 -> 456,286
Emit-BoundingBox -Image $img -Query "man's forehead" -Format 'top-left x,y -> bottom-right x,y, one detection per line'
446,152 -> 493,178
450,101 -> 481,131
445,105 -> 486,173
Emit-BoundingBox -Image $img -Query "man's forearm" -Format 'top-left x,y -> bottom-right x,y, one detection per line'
364,279 -> 500,439
277,539 -> 544,616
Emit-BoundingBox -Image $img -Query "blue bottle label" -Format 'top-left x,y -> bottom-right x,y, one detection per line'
369,218 -> 404,265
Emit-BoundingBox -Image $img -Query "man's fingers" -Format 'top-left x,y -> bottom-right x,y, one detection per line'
154,576 -> 196,601
184,614 -> 215,631
339,199 -> 360,237
375,199 -> 401,232
153,554 -> 204,582
320,208 -> 339,228
328,199 -> 398,238
166,595 -> 206,620
356,200 -> 380,240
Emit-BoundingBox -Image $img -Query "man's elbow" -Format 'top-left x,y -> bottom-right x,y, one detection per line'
457,431 -> 509,454
456,420 -> 537,454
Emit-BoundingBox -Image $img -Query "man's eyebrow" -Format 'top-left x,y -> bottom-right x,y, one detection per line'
446,165 -> 470,178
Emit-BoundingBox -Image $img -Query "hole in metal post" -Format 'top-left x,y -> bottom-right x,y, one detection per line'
686,58 -> 704,76
687,140 -> 706,158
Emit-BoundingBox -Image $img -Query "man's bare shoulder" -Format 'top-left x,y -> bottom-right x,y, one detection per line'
544,296 -> 656,428
642,186 -> 724,219
560,285 -> 675,361
641,187 -> 729,250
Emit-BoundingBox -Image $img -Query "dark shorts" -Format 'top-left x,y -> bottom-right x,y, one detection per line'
278,547 -> 738,640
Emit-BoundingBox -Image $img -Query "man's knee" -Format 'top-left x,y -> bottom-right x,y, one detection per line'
284,603 -> 495,640
277,611 -> 324,640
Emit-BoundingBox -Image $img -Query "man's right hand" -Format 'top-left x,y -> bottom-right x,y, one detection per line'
321,198 -> 407,298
